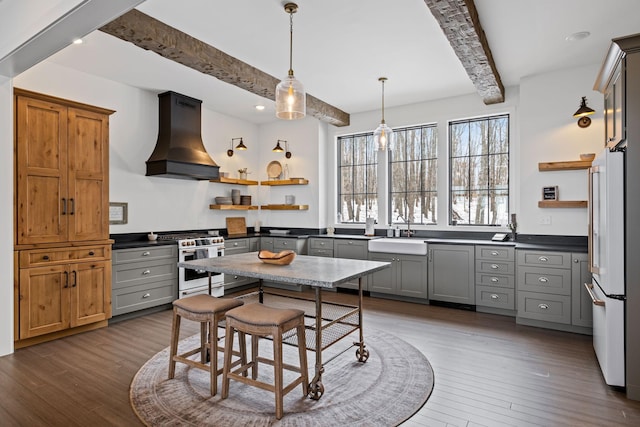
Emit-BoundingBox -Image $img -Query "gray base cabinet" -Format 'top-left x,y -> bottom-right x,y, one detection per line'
428,244 -> 475,305
334,238 -> 368,290
571,253 -> 592,328
308,237 -> 334,257
112,245 -> 177,316
368,252 -> 427,299
224,237 -> 259,291
475,245 -> 516,314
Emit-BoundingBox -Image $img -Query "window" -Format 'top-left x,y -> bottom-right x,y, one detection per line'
389,124 -> 438,225
337,134 -> 377,223
449,114 -> 509,226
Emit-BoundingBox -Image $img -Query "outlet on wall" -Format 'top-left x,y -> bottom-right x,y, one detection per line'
539,215 -> 552,225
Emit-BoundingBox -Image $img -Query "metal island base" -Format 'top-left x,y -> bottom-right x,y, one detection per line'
178,252 -> 390,400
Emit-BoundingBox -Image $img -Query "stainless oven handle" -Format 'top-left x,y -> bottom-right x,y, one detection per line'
180,286 -> 223,297
584,283 -> 605,306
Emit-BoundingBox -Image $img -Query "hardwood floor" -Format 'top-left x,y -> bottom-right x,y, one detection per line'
1,288 -> 639,426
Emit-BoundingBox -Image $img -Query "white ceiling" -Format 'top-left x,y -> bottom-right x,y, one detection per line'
45,0 -> 640,125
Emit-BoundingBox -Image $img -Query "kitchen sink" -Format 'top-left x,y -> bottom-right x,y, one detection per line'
367,238 -> 428,255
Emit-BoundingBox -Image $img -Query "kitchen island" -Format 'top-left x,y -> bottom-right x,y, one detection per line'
178,252 -> 390,399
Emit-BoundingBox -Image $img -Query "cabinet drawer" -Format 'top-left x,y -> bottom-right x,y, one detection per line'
273,238 -> 297,251
113,245 -> 176,264
309,248 -> 334,257
310,238 -> 333,250
517,251 -> 571,269
475,273 -> 514,288
476,246 -> 514,261
517,291 -> 571,324
226,239 -> 249,251
112,259 -> 177,289
517,267 -> 571,295
112,280 -> 176,316
20,245 -> 110,267
476,286 -> 515,310
476,260 -> 515,275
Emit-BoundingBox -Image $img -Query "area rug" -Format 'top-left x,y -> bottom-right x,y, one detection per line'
130,330 -> 434,426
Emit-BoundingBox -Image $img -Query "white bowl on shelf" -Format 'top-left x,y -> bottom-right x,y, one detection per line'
147,233 -> 158,241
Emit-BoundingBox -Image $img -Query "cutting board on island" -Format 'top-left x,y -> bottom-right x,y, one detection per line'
226,217 -> 247,236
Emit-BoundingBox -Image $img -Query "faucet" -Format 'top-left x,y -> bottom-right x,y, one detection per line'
397,214 -> 414,237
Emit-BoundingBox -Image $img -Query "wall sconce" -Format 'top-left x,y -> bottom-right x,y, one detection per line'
272,139 -> 286,153
573,96 -> 595,128
227,137 -> 247,157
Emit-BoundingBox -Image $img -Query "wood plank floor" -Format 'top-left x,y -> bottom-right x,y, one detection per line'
1,288 -> 639,426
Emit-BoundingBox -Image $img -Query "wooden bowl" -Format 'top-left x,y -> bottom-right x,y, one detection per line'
580,153 -> 595,161
258,250 -> 296,265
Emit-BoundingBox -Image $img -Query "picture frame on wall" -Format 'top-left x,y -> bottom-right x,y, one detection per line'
109,202 -> 128,225
542,186 -> 558,201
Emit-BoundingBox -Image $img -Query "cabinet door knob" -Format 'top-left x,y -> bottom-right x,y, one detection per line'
142,293 -> 151,298
491,277 -> 499,283
142,251 -> 151,256
43,255 -> 50,261
574,259 -> 579,263
538,256 -> 549,262
142,269 -> 151,275
538,276 -> 549,283
88,251 -> 95,256
538,303 -> 549,310
491,264 -> 499,269
490,294 -> 500,300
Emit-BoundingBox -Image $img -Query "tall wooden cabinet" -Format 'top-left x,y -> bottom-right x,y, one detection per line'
14,89 -> 114,347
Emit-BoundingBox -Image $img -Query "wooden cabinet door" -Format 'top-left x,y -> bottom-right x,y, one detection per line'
67,108 -> 110,241
70,260 -> 111,327
428,244 -> 475,304
19,265 -> 70,339
15,96 -> 68,245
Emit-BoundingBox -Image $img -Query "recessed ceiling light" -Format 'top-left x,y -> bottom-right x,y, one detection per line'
566,31 -> 590,42
73,38 -> 83,44
255,105 -> 265,111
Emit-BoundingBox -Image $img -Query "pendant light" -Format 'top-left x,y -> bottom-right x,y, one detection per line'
275,3 -> 306,120
227,137 -> 247,157
573,96 -> 595,128
272,140 -> 286,152
374,77 -> 394,151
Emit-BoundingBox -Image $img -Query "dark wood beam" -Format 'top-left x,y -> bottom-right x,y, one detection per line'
423,0 -> 504,104
99,9 -> 350,126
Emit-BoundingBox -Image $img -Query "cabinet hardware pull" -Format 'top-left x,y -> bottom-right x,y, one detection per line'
608,137 -> 616,142
142,269 -> 151,275
490,294 -> 499,300
43,255 -> 50,261
584,283 -> 605,306
538,277 -> 549,283
89,251 -> 95,256
69,198 -> 75,215
320,242 -> 324,246
491,264 -> 499,269
234,275 -> 239,279
142,293 -> 151,298
61,198 -> 67,215
538,256 -> 549,262
491,251 -> 499,256
71,271 -> 77,287
142,251 -> 151,256
538,303 -> 549,310
63,271 -> 69,288
234,242 -> 238,246
491,277 -> 499,282
573,259 -> 579,263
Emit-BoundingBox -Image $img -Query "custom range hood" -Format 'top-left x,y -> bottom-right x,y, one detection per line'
146,91 -> 219,180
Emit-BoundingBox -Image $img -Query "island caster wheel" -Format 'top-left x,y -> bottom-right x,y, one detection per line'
308,381 -> 324,400
356,347 -> 369,362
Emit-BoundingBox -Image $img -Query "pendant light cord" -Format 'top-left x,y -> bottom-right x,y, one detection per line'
288,11 -> 294,77
380,77 -> 386,124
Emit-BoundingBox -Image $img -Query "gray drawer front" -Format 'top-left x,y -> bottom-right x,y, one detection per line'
112,280 -> 176,316
518,291 -> 571,324
274,238 -> 299,252
226,239 -> 249,251
476,246 -> 514,261
308,248 -> 334,257
113,259 -> 177,289
476,286 -> 515,310
517,251 -> 571,269
310,238 -> 333,250
517,267 -> 571,295
475,273 -> 514,288
113,245 -> 177,264
476,260 -> 515,275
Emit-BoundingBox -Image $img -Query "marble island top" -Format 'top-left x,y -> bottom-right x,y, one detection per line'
178,252 -> 390,288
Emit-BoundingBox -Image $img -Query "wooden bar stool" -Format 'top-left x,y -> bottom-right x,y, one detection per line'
168,294 -> 245,396
221,303 -> 309,420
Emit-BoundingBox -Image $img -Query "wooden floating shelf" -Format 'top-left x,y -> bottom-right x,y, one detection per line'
210,177 -> 258,185
261,204 -> 309,210
538,160 -> 592,171
260,178 -> 309,186
538,200 -> 588,208
209,205 -> 258,210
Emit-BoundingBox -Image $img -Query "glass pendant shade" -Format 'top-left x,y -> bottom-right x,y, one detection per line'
276,75 -> 306,120
374,121 -> 394,151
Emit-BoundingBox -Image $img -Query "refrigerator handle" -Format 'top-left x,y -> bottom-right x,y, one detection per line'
584,283 -> 605,306
588,166 -> 600,274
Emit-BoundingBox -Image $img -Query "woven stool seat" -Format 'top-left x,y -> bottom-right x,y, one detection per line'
169,295 -> 245,396
222,303 -> 309,420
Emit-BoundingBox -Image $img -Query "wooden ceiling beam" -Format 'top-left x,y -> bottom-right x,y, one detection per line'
99,9 -> 350,126
423,0 -> 505,104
